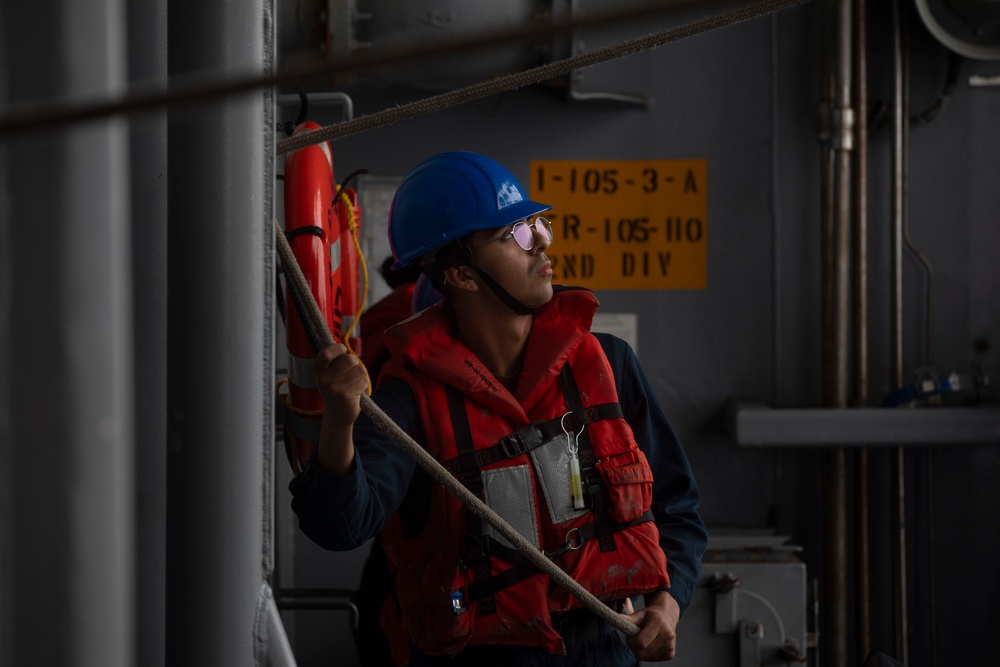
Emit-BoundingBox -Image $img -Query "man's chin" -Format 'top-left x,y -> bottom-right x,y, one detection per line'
530,285 -> 555,309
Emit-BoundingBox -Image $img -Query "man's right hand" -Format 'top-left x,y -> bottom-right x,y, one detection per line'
312,344 -> 369,474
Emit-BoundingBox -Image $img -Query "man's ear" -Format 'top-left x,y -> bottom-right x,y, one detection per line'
442,265 -> 479,293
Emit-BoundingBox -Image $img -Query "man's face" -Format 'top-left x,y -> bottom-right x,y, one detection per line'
468,217 -> 554,309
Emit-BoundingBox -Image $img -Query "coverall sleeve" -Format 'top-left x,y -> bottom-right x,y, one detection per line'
288,379 -> 420,551
595,332 -> 708,615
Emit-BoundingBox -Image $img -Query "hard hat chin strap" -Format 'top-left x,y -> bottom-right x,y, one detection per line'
458,244 -> 536,317
474,266 -> 536,316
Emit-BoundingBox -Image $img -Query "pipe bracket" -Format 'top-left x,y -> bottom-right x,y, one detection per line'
832,107 -> 855,150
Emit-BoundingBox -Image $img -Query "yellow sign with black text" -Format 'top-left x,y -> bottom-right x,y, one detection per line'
529,159 -> 707,290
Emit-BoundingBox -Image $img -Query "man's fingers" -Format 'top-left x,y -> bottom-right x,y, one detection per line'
624,605 -> 677,662
310,345 -> 369,416
345,362 -> 371,393
314,343 -> 347,364
313,344 -> 362,379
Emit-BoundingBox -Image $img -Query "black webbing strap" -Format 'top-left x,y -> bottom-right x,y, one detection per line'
445,385 -> 496,614
559,364 -> 617,553
465,510 -> 656,603
572,510 -> 654,550
284,225 -> 324,241
466,539 -> 538,603
440,402 -> 623,478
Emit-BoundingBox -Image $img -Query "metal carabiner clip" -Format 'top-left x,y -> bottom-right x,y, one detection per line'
544,528 -> 583,560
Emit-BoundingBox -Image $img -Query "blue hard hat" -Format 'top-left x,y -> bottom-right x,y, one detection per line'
388,151 -> 552,268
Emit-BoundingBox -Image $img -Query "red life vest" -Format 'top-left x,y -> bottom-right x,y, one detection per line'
359,282 -> 417,378
378,288 -> 669,658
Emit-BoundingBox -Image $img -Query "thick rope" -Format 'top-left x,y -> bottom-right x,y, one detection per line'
276,0 -> 809,155
272,0 -> 811,636
275,223 -> 642,637
0,0 -> 810,138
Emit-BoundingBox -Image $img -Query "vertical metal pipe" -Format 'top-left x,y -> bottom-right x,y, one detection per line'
851,0 -> 869,405
891,455 -> 908,663
129,0 -> 169,665
0,82 -> 8,667
890,0 -> 906,402
852,0 -> 871,660
824,0 -> 854,666
832,0 -> 854,410
890,0 -> 909,663
824,449 -> 848,667
820,0 -> 836,410
820,0 -> 847,667
855,449 -> 870,657
817,11 -> 835,666
165,0 -> 272,664
926,448 -> 938,667
2,0 -> 134,664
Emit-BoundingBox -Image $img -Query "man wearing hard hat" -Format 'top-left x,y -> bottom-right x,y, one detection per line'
291,151 -> 707,666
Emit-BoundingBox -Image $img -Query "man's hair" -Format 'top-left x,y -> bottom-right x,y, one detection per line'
379,256 -> 422,289
423,240 -> 466,294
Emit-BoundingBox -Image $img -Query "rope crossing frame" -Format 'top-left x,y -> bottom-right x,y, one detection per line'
275,0 -> 810,155
275,224 -> 643,636
0,0 -> 809,137
272,0 -> 812,641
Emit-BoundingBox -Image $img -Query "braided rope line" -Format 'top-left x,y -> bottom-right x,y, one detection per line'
276,0 -> 809,155
275,224 -> 641,636
0,0 -> 809,137
273,0 -> 811,636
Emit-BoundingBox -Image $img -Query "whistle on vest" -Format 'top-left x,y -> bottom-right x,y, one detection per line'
451,590 -> 467,615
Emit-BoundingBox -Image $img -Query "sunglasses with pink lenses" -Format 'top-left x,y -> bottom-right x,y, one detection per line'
499,217 -> 553,251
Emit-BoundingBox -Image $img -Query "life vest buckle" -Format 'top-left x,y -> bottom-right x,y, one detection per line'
500,421 -> 545,458
461,532 -> 489,567
450,591 -> 468,615
499,433 -> 525,458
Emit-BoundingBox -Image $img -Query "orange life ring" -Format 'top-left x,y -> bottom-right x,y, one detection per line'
281,121 -> 338,474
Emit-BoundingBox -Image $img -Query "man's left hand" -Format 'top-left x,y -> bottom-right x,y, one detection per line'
622,590 -> 681,662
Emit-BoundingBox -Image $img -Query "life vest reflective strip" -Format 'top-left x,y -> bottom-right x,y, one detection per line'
281,120 -> 336,474
287,350 -> 316,389
378,289 -> 669,657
